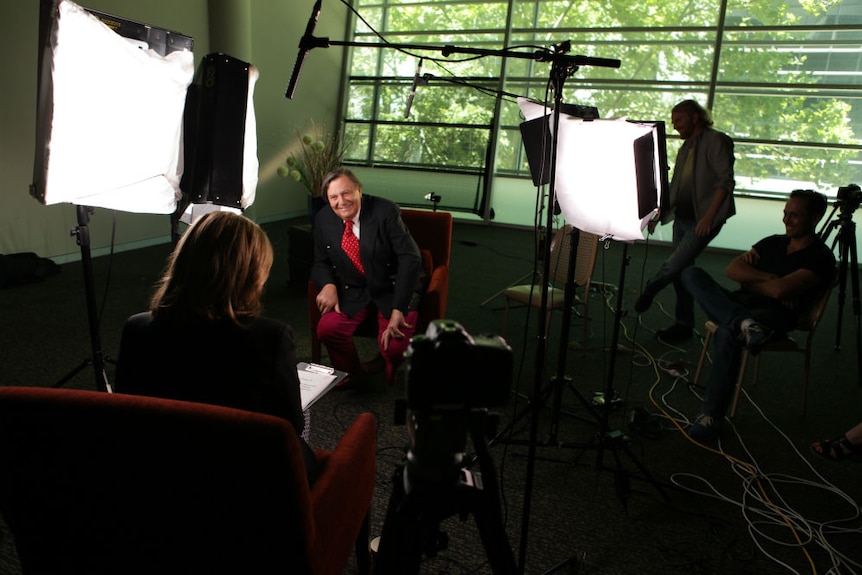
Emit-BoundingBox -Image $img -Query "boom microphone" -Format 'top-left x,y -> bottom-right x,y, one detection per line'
403,59 -> 423,119
285,0 -> 323,99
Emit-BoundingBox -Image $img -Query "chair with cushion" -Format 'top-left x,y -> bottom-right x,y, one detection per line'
0,386 -> 376,575
693,269 -> 836,418
308,208 -> 453,366
501,225 -> 599,344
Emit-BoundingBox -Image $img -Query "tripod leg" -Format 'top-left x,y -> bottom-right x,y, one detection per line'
847,230 -> 862,385
53,359 -> 92,388
469,413 -> 518,575
374,465 -> 423,575
834,230 -> 850,350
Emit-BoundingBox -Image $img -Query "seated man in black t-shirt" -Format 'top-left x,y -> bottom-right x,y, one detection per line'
680,189 -> 835,444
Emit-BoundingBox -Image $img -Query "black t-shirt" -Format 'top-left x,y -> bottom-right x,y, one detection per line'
744,234 -> 835,314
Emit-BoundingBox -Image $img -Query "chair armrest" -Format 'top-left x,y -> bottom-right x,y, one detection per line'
308,412 -> 377,574
421,264 -> 449,323
308,280 -> 323,362
308,280 -> 322,331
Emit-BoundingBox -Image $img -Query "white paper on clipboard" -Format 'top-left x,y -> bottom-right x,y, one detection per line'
297,362 -> 348,410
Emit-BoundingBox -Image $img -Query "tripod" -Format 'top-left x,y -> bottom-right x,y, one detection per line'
818,196 -> 862,385
374,409 -> 517,575
54,205 -> 112,392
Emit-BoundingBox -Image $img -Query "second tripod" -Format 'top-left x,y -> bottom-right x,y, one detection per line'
818,183 -> 862,385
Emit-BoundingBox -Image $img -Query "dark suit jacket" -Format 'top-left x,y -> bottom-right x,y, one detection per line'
114,312 -> 305,437
310,194 -> 423,318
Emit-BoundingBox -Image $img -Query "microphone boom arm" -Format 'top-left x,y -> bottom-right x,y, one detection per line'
285,34 -> 619,98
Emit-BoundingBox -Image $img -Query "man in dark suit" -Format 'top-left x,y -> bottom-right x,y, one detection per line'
311,169 -> 424,384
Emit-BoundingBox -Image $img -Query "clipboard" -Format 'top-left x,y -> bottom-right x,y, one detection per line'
297,362 -> 348,411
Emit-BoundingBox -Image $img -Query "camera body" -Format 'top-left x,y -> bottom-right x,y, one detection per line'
406,319 -> 512,410
402,320 -> 512,485
837,183 -> 861,211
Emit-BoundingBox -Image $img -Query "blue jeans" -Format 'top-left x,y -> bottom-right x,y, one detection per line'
680,266 -> 795,421
642,219 -> 721,327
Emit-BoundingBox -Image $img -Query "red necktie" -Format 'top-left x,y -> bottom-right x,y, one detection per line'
341,220 -> 365,275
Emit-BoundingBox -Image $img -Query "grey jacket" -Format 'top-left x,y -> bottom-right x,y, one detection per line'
661,127 -> 736,225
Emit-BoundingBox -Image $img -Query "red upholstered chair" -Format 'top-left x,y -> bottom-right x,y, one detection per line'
0,386 -> 376,575
308,208 -> 453,364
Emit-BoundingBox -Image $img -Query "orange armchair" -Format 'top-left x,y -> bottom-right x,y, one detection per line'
0,386 -> 376,575
308,208 -> 453,363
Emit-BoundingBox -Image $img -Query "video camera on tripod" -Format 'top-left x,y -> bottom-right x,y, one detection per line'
818,183 -> 862,386
374,320 -> 518,575
403,320 -> 512,485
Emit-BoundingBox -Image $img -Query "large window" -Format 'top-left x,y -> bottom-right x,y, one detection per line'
341,0 -> 862,217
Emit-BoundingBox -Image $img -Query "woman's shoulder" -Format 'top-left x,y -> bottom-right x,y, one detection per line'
124,311 -> 155,329
241,315 -> 294,337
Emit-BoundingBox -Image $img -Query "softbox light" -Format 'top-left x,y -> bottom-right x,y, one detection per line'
519,98 -> 667,242
31,0 -> 195,214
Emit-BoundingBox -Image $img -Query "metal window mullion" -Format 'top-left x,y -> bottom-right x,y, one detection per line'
366,0 -> 392,163
479,0 -> 517,219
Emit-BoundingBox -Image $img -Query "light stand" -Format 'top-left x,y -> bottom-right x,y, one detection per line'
515,93 -> 678,575
589,242 -> 669,502
817,185 -> 862,385
517,63 -> 670,575
51,205 -> 111,392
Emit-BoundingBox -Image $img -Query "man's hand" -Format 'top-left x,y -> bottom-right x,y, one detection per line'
647,220 -> 657,234
739,250 -> 759,266
727,249 -> 773,284
380,309 -> 412,351
316,284 -> 340,315
695,216 -> 713,237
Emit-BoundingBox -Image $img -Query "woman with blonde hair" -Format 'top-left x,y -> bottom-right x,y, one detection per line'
116,211 -> 317,482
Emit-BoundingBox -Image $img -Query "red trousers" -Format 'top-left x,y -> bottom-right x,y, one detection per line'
317,306 -> 419,384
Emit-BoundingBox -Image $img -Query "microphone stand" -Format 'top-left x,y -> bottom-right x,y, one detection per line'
284,7 -> 620,572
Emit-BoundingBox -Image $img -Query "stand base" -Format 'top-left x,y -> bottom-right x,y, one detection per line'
54,357 -> 114,392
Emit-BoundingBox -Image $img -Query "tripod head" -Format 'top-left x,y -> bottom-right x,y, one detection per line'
836,183 -> 861,215
818,184 -> 860,247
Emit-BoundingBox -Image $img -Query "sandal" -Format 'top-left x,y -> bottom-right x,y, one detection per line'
811,435 -> 862,461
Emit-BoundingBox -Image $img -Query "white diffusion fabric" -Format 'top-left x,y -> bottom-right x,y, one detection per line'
241,65 -> 260,210
555,119 -> 659,242
44,0 -> 194,213
517,98 -> 661,242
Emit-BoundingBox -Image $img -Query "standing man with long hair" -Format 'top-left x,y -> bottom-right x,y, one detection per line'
635,99 -> 736,342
